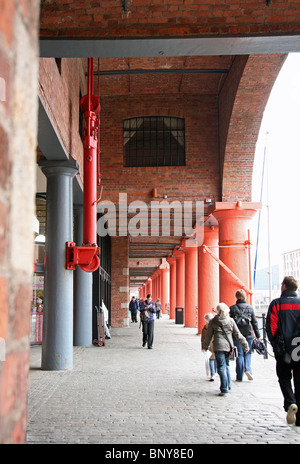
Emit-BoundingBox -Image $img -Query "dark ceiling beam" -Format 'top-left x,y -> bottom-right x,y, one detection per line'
89,68 -> 229,76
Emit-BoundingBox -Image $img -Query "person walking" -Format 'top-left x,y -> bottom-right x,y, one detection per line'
129,296 -> 138,323
266,276 -> 300,427
230,289 -> 261,381
203,303 -> 249,396
140,294 -> 156,349
155,298 -> 162,319
201,312 -> 217,381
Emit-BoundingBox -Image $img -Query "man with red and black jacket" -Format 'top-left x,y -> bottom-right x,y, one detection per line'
266,276 -> 300,428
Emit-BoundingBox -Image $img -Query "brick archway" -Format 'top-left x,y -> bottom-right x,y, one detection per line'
221,54 -> 287,202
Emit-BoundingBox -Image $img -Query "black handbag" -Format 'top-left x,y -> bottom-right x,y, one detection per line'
140,309 -> 150,322
252,338 -> 267,356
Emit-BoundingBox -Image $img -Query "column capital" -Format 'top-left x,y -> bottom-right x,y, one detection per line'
38,159 -> 79,178
159,266 -> 169,274
166,255 -> 176,265
209,201 -> 261,221
173,247 -> 185,259
181,237 -> 198,252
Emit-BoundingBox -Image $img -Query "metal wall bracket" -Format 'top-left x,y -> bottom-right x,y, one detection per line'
66,242 -> 100,272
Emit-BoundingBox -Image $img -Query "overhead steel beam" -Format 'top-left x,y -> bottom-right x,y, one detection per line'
40,36 -> 300,58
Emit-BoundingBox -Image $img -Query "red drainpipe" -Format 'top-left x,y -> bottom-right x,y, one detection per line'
66,58 -> 101,272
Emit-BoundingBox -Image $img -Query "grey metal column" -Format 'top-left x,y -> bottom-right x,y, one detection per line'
39,159 -> 78,370
73,205 -> 93,346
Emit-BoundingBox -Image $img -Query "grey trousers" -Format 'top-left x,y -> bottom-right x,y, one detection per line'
142,320 -> 154,348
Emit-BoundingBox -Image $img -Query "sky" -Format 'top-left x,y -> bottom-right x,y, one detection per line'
251,52 -> 300,274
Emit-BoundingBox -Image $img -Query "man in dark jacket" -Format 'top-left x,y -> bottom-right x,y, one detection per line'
230,289 -> 261,381
129,296 -> 138,323
266,276 -> 300,427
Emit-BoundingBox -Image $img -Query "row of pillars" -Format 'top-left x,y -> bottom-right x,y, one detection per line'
139,202 -> 260,333
38,161 -> 260,371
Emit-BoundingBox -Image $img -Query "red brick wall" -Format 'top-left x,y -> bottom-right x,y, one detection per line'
101,93 -> 220,327
38,58 -> 86,185
111,236 -> 130,327
0,0 -> 40,444
39,0 -> 300,38
100,94 -> 220,205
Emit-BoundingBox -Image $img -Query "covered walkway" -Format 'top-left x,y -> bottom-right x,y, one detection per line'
26,316 -> 300,445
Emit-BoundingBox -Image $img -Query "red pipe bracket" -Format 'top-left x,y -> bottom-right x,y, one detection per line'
66,242 -> 100,273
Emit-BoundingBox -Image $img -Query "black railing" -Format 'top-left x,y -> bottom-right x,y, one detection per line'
255,313 -> 275,359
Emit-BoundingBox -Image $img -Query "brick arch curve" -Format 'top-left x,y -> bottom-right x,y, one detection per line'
221,54 -> 287,202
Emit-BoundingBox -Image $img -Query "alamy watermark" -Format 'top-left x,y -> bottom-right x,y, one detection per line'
97,193 -> 204,246
291,337 -> 300,362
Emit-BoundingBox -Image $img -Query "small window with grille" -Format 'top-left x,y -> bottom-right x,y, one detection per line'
123,116 -> 185,167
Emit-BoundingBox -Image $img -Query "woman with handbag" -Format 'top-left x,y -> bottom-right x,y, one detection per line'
203,303 -> 249,396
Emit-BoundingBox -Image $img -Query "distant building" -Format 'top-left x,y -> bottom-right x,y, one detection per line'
283,249 -> 300,281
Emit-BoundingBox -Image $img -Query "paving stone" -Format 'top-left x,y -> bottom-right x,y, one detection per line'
26,316 -> 300,445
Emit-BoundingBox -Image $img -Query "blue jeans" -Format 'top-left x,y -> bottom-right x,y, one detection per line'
234,337 -> 253,380
209,359 -> 217,377
215,351 -> 231,393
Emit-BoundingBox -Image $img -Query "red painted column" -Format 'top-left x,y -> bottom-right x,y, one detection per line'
160,267 -> 169,314
156,269 -> 162,301
151,272 -> 156,301
211,202 -> 261,306
167,256 -> 176,319
173,247 -> 185,317
198,224 -> 219,334
182,239 -> 198,328
142,283 -> 146,299
146,278 -> 152,297
153,270 -> 159,301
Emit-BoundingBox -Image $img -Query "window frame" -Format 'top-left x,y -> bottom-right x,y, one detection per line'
123,116 -> 185,168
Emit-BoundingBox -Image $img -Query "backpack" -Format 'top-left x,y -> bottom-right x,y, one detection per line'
233,305 -> 251,328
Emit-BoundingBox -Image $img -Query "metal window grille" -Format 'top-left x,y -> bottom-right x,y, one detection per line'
123,116 -> 185,167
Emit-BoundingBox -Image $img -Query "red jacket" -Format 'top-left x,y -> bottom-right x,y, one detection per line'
266,289 -> 300,355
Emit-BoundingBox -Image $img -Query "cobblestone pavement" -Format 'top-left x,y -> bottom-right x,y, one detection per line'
26,316 -> 300,445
